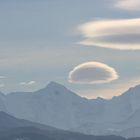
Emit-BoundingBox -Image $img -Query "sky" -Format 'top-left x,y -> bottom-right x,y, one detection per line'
0,0 -> 140,99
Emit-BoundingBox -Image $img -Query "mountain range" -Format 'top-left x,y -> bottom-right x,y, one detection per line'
0,81 -> 140,138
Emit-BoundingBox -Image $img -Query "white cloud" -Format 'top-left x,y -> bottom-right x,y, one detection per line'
68,62 -> 118,84
78,18 -> 140,50
114,0 -> 140,11
20,81 -> 36,86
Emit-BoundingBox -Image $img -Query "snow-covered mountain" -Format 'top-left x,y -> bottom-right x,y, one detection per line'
5,82 -> 94,129
1,81 -> 140,138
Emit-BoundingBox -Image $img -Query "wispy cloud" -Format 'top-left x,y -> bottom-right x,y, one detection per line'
0,76 -> 7,79
68,61 -> 118,84
20,81 -> 36,86
78,18 -> 140,50
114,0 -> 140,11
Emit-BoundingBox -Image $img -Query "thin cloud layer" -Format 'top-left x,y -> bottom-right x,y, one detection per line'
20,81 -> 36,86
69,62 -> 118,84
0,76 -> 7,79
78,18 -> 140,50
114,0 -> 140,11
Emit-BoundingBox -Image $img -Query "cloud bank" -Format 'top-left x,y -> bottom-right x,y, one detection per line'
78,18 -> 140,50
114,0 -> 140,11
20,81 -> 36,86
69,62 -> 118,84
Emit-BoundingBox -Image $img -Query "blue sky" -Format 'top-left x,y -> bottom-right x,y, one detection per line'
0,0 -> 140,99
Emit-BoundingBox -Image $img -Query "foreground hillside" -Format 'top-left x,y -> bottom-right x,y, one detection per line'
0,127 -> 126,140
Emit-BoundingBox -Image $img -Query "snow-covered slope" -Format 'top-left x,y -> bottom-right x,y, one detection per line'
5,82 -> 97,129
72,84 -> 140,137
0,81 -> 140,137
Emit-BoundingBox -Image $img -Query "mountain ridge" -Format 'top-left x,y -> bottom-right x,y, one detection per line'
0,81 -> 140,138
1,81 -> 139,101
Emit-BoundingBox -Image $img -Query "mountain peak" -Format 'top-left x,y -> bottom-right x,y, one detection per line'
47,81 -> 66,89
122,83 -> 140,97
38,81 -> 80,98
132,84 -> 140,90
46,81 -> 66,90
36,81 -> 75,96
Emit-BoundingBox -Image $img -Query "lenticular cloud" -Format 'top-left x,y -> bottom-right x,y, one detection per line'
78,18 -> 140,50
114,0 -> 140,11
69,62 -> 118,84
